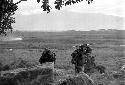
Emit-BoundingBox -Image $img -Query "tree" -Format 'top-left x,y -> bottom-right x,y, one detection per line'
0,0 -> 93,35
0,0 -> 17,35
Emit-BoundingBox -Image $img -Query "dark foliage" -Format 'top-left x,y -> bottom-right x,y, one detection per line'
54,0 -> 64,10
41,0 -> 52,13
55,0 -> 93,10
39,48 -> 56,64
0,0 -> 93,35
0,0 -> 18,35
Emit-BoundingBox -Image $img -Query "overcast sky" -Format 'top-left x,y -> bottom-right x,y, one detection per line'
12,0 -> 125,31
13,0 -> 125,17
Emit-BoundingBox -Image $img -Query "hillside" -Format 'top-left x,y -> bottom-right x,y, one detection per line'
13,12 -> 124,31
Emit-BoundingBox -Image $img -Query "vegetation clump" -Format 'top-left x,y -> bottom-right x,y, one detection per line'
58,72 -> 94,85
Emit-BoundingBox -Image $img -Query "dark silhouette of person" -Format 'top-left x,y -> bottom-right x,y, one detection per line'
71,44 -> 94,73
39,48 -> 56,65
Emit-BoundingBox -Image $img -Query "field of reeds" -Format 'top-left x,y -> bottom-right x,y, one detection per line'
0,30 -> 125,85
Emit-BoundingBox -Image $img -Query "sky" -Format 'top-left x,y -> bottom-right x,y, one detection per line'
12,0 -> 125,31
13,0 -> 125,17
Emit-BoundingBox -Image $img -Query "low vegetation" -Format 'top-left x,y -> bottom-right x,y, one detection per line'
0,30 -> 125,85
0,64 -> 54,85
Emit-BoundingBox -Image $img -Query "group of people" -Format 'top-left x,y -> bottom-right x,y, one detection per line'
39,43 -> 96,85
71,44 -> 94,73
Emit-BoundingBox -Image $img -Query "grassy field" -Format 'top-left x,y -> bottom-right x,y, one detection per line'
0,30 -> 125,85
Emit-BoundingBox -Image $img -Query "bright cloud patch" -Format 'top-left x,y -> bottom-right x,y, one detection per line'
19,9 -> 43,15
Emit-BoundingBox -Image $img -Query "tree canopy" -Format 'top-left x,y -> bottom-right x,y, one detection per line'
0,0 -> 93,35
0,0 -> 17,35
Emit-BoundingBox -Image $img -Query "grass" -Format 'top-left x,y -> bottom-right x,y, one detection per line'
0,30 -> 125,85
0,65 -> 54,85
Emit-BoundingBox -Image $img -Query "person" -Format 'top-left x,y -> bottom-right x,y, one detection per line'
39,48 -> 56,65
71,43 -> 95,74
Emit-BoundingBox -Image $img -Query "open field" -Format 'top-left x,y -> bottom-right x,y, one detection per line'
0,30 -> 125,85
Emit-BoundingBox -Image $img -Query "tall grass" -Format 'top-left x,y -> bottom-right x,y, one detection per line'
0,65 -> 54,85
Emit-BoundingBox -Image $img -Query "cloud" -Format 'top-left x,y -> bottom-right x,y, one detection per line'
68,5 -> 125,17
64,0 -> 125,17
15,0 -> 125,17
19,9 -> 43,15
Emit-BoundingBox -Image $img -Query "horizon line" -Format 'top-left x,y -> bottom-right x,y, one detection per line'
13,29 -> 125,32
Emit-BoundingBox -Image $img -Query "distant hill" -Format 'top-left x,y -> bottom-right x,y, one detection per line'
13,11 -> 124,31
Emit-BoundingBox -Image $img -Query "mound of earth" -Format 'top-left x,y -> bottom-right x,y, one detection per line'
0,63 -> 54,85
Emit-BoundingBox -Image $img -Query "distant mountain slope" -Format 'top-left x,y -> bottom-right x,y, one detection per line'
13,11 -> 124,31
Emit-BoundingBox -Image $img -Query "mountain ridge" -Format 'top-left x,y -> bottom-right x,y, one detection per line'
13,11 -> 124,31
